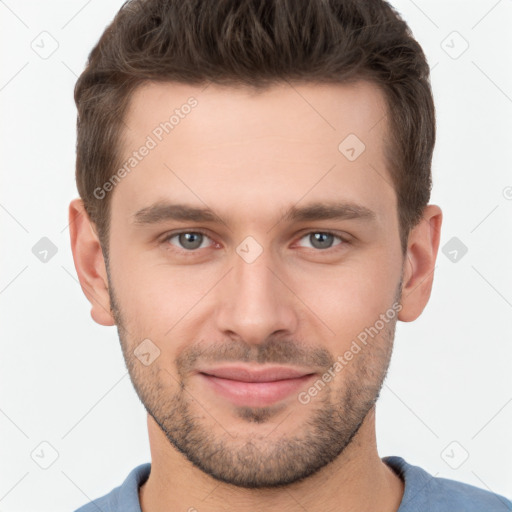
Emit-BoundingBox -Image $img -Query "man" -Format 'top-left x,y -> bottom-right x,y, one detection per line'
69,0 -> 511,510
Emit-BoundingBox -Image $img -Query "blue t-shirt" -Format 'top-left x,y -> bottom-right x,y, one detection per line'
74,456 -> 512,511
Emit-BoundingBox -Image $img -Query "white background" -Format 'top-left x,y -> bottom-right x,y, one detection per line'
1,1 -> 511,511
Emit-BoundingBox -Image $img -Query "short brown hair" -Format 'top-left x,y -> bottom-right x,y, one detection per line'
74,0 -> 435,261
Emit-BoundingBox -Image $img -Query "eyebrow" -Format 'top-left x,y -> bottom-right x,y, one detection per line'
131,200 -> 377,226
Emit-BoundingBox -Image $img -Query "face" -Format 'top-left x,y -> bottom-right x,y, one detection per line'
105,80 -> 405,488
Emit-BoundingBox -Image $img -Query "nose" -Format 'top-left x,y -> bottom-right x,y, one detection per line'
214,244 -> 299,345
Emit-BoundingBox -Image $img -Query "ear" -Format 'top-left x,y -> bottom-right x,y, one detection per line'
68,198 -> 115,326
398,204 -> 443,322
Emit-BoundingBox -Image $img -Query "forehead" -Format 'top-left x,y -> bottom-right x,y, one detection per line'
113,79 -> 394,225
123,79 -> 388,146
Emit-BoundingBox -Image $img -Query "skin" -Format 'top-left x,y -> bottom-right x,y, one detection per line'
69,80 -> 442,512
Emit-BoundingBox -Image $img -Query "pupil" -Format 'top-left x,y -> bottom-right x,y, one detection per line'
312,232 -> 332,249
177,233 -> 333,250
181,232 -> 202,249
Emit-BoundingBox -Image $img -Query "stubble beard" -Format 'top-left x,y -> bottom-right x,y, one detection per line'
108,270 -> 401,488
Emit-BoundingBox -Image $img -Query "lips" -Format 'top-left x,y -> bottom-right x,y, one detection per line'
200,365 -> 312,382
197,365 -> 316,407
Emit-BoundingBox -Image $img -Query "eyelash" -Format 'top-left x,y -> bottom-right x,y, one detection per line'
160,229 -> 349,254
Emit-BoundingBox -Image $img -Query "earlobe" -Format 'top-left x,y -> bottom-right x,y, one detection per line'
68,198 -> 116,327
398,204 -> 443,322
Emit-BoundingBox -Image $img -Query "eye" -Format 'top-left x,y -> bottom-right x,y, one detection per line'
296,231 -> 347,250
163,230 -> 214,251
160,229 -> 348,254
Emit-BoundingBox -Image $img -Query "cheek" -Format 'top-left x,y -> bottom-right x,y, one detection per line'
292,256 -> 399,341
110,232 -> 401,345
112,260 -> 216,343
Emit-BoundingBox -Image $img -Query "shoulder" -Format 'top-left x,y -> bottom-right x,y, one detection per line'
383,455 -> 512,512
429,475 -> 512,510
73,463 -> 151,512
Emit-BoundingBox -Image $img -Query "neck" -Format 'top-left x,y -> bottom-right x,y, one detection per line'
139,407 -> 404,512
